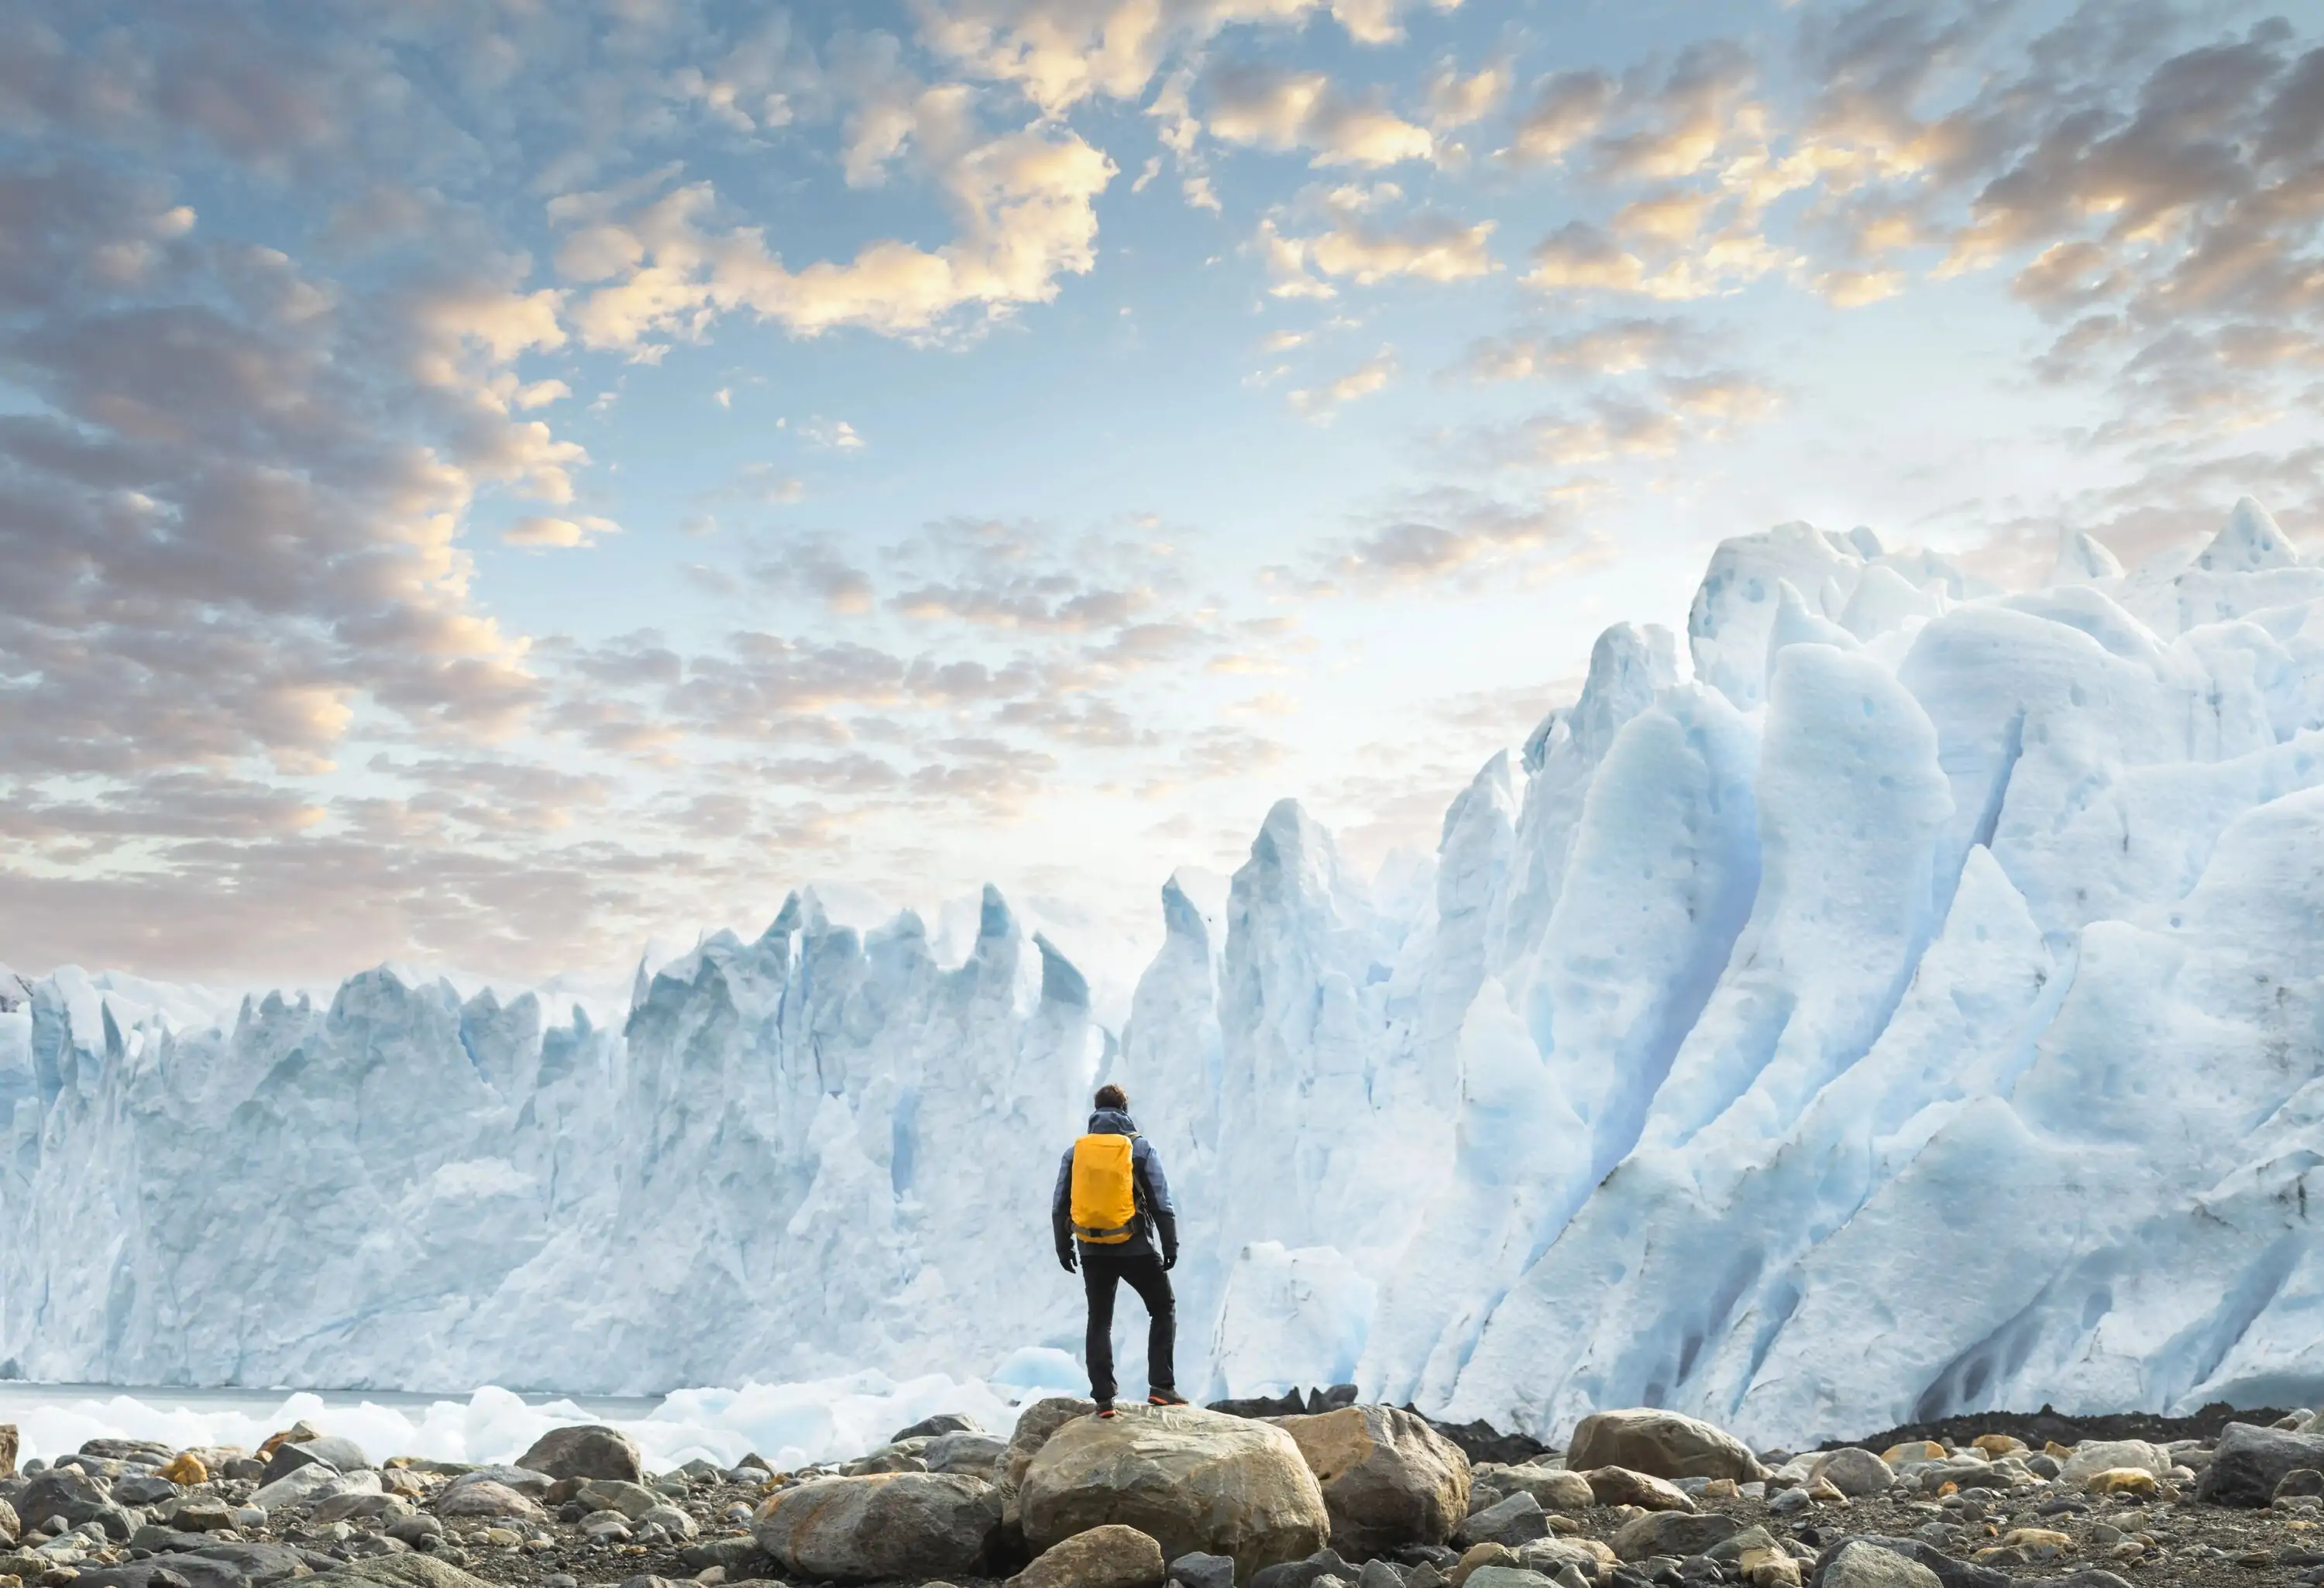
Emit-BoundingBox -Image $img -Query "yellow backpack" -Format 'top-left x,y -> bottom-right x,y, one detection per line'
1070,1134 -> 1140,1243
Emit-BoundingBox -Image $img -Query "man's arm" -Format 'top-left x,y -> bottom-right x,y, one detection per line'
1051,1149 -> 1077,1270
1137,1141 -> 1178,1269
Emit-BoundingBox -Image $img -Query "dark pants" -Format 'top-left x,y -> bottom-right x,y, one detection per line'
1081,1246 -> 1175,1403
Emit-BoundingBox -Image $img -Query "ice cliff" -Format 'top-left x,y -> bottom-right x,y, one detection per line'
9,498 -> 2324,1450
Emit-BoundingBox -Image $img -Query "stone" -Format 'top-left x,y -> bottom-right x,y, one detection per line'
1167,1552 -> 1239,1588
893,1414 -> 982,1443
2081,1467 -> 2156,1497
1475,1469 -> 1593,1514
1566,1412 -> 1764,1483
1249,1548 -> 1355,1588
178,1545 -> 312,1588
1740,1549 -> 1800,1588
1454,1494 -> 1546,1551
511,1428 -> 641,1486
1002,1399 -> 1098,1493
752,1473 -> 1002,1583
1019,1405 -> 1329,1582
677,1535 -> 765,1573
1809,1449 -> 1892,1498
1008,1524 -> 1165,1588
16,1473 -> 119,1535
311,1493 -> 411,1525
1516,1539 -> 1611,1576
1444,1545 -> 1517,1588
430,1483 -> 542,1522
571,1480 -> 659,1519
247,1466 -> 340,1513
1707,1528 -> 1775,1565
924,1432 -> 1007,1479
0,1426 -> 15,1479
163,1502 -> 233,1534
1277,1406 -> 1471,1555
1807,1535 -> 2008,1588
111,1478 -> 178,1508
1816,1541 -> 1941,1588
297,1554 -> 505,1588
2279,1467 -> 2324,1500
2054,1441 -> 2168,1487
153,1458 -> 205,1490
1967,1436 -> 2023,1460
637,1504 -> 697,1540
1354,1562 -> 1404,1588
579,1511 -> 631,1542
258,1439 -> 367,1488
1879,1444 -> 1945,1469
2199,1422 -> 2324,1507
254,1426 -> 318,1463
1459,1572 -> 1556,1588
78,1442 -> 174,1466
383,1519 -> 441,1548
1609,1511 -> 1741,1562
441,1466 -> 551,1500
1578,1469 -> 1695,1512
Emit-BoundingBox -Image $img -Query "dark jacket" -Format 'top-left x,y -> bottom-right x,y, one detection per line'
1053,1108 -> 1177,1263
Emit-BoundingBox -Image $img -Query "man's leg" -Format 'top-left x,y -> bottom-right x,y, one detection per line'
1082,1250 -> 1122,1404
1120,1255 -> 1177,1397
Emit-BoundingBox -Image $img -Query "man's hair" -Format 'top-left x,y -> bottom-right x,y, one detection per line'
1094,1083 -> 1129,1112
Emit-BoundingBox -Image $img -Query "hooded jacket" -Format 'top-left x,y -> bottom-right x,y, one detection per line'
1053,1107 -> 1177,1263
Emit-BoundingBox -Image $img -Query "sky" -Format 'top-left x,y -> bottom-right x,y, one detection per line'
4,0 -> 2322,992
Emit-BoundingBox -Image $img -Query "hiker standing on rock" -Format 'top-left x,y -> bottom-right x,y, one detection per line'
1054,1083 -> 1185,1418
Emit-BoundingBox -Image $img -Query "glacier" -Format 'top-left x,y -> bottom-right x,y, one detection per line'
9,497 -> 2324,1451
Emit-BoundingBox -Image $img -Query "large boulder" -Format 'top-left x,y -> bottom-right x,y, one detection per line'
752,1473 -> 1003,1583
2196,1422 -> 2324,1507
1003,1397 -> 1098,1493
1018,1404 -> 1329,1581
17,1468 -> 121,1532
1008,1523 -> 1166,1588
514,1426 -> 642,1484
895,1413 -> 982,1442
1566,1411 -> 1764,1482
1275,1405 -> 1470,1555
2054,1440 -> 2169,1487
302,1557 -> 502,1588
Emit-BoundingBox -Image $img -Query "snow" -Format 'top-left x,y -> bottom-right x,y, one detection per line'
0,1374 -> 1029,1473
10,498 -> 2324,1450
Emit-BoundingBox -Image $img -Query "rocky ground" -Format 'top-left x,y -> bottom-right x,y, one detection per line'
5,1399 -> 2324,1588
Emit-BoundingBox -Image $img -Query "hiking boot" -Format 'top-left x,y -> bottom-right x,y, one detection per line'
1095,1401 -> 1116,1418
1147,1390 -> 1188,1407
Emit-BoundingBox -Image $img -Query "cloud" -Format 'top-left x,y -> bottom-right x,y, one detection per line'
1261,187 -> 1497,294
560,125 -> 1117,348
1205,62 -> 1435,167
1428,59 -> 1511,129
506,514 -> 620,549
802,417 -> 867,450
1288,348 -> 1397,417
915,0 -> 1463,116
1508,69 -> 1617,163
1456,317 -> 1710,381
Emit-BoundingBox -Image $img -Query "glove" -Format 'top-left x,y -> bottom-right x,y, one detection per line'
1162,1248 -> 1178,1272
1058,1246 -> 1078,1273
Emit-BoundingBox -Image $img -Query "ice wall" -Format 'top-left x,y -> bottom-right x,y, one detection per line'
10,498 -> 2324,1449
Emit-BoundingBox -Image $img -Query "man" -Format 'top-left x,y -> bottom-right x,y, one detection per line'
1053,1083 -> 1185,1417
